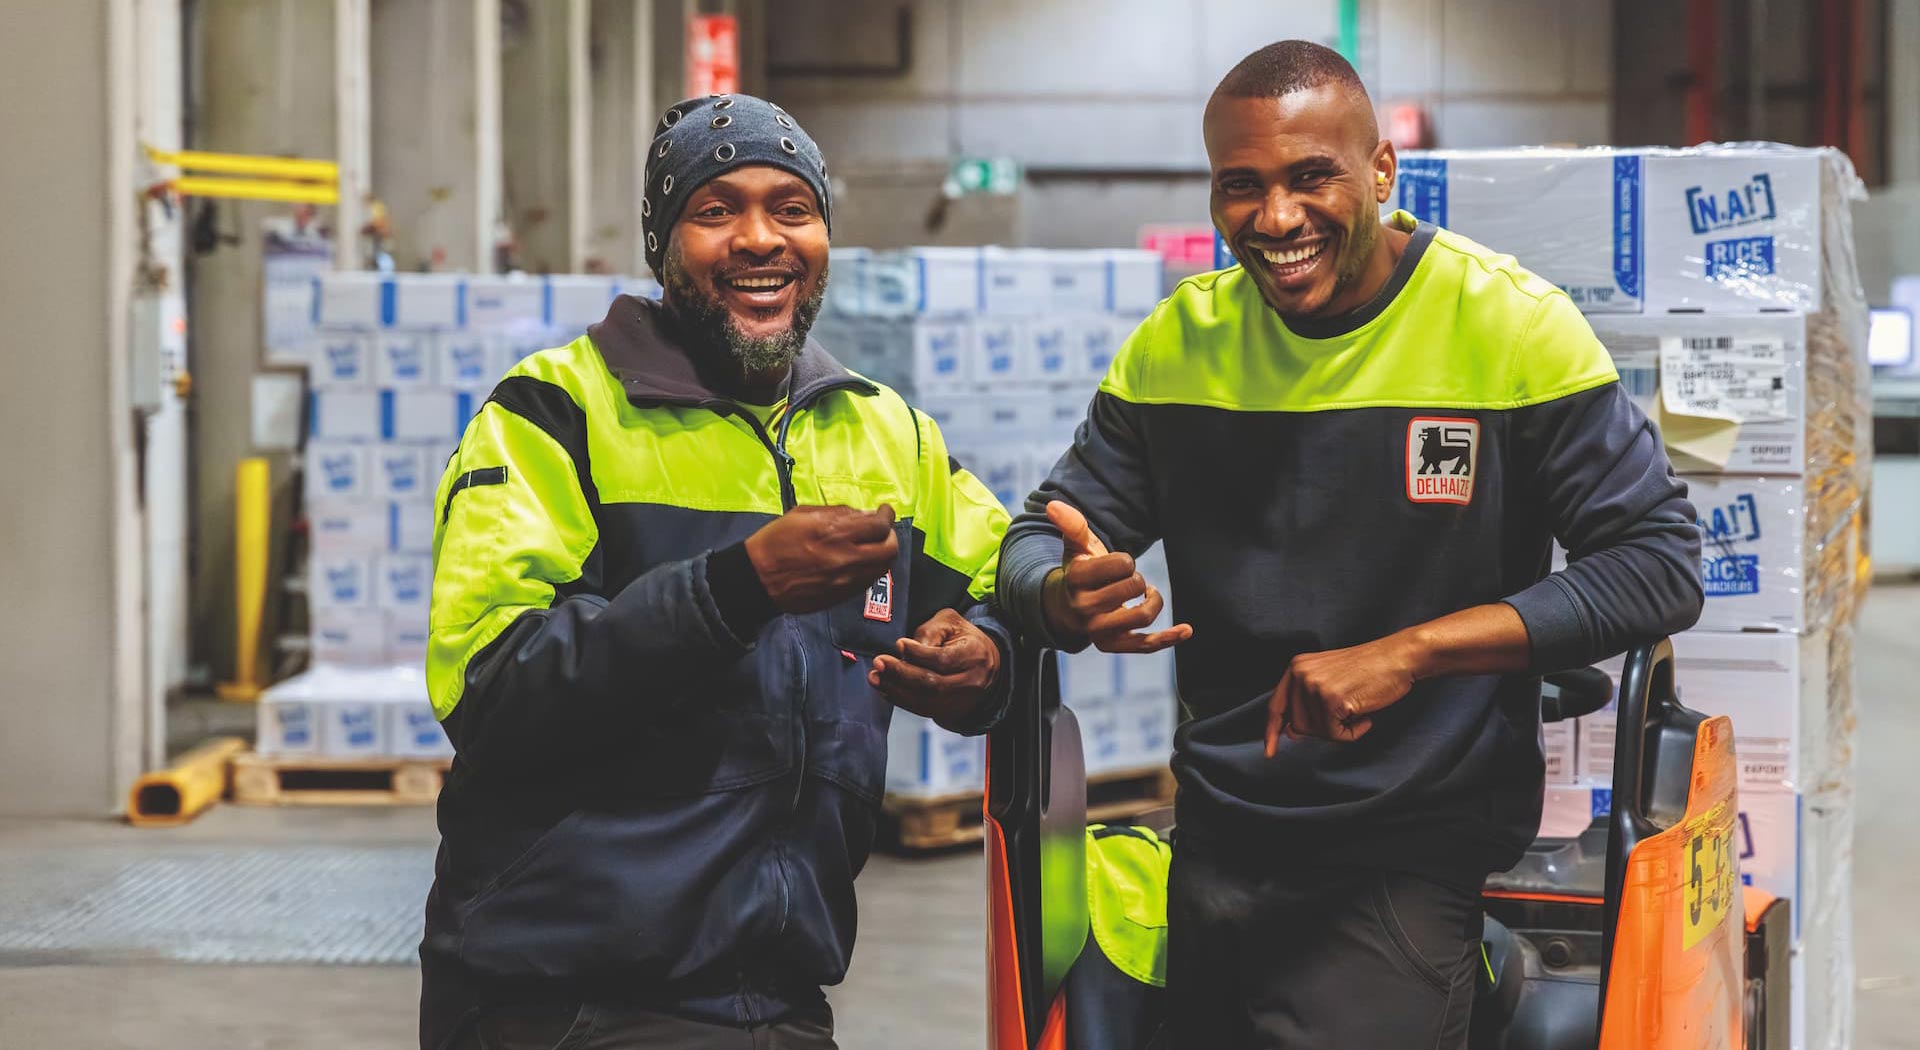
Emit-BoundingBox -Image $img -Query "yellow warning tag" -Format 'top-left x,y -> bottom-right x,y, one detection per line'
1682,803 -> 1737,951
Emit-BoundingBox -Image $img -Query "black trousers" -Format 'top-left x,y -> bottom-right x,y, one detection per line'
443,1002 -> 837,1050
1166,838 -> 1484,1050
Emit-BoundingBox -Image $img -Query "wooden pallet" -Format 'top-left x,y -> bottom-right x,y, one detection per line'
881,764 -> 1176,853
230,752 -> 451,806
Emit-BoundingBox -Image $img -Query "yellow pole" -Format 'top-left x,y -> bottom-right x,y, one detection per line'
217,457 -> 270,701
126,736 -> 246,828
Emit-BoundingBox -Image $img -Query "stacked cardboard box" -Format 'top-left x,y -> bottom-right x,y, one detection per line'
1399,145 -> 1868,1050
814,247 -> 1177,795
264,273 -> 660,759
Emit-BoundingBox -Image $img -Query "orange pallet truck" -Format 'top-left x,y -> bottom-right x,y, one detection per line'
984,639 -> 1793,1050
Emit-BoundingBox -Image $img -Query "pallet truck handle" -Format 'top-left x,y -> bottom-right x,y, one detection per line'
1542,666 -> 1616,723
1596,636 -> 1677,1036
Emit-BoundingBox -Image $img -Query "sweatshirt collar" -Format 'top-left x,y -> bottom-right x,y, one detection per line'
1279,211 -> 1437,341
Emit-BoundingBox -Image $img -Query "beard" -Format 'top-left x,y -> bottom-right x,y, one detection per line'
661,248 -> 829,377
1315,216 -> 1379,318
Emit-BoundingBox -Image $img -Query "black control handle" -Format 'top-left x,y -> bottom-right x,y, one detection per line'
1541,666 -> 1616,723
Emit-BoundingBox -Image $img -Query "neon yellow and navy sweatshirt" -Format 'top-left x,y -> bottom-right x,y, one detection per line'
418,295 -> 1012,1041
997,212 -> 1704,885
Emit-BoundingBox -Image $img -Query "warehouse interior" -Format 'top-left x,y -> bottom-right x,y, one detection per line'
1,1 -> 1917,1047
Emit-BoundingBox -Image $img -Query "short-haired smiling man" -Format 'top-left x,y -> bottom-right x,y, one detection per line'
995,41 -> 1704,1047
418,94 -> 1015,1050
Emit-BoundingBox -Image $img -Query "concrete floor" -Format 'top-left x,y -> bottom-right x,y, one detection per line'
1,587 -> 1915,1049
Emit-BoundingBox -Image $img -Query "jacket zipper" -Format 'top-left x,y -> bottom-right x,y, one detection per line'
732,410 -> 797,511
723,378 -> 861,510
722,383 -> 865,818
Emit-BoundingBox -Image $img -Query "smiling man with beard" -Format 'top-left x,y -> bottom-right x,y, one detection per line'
418,94 -> 1015,1050
996,42 -> 1704,1047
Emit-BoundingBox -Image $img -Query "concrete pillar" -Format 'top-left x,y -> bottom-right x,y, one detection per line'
372,0 -> 504,271
1891,0 -> 1920,184
134,0 -> 192,771
186,0 -> 337,694
336,0 -> 371,268
0,1 -> 145,813
502,0 -> 591,273
588,0 -> 654,275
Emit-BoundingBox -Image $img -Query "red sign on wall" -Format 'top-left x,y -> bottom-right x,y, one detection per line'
687,14 -> 739,97
1138,224 -> 1219,270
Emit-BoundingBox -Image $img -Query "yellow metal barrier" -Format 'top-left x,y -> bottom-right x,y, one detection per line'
217,457 -> 271,702
142,146 -> 338,182
143,145 -> 339,205
126,736 -> 246,828
172,175 -> 339,205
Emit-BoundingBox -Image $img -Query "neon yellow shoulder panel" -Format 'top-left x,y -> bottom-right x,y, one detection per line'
1100,214 -> 1616,413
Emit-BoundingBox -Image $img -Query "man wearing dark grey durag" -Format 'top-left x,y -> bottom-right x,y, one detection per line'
417,94 -> 1017,1050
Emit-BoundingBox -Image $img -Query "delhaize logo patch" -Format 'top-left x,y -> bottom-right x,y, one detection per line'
863,571 -> 893,622
1685,173 -> 1777,235
1406,417 -> 1479,505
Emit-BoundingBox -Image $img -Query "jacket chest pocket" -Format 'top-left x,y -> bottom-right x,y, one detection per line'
826,518 -> 913,657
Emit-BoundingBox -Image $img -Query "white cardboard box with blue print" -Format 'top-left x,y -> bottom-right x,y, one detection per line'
1391,149 -> 1644,314
436,331 -> 495,390
1689,475 -> 1813,633
305,443 -> 370,500
1576,628 -> 1827,797
373,332 -> 437,389
1642,150 -> 1826,314
389,701 -> 455,758
307,389 -> 384,442
309,503 -> 388,555
319,700 -> 389,758
1586,312 -> 1809,476
311,609 -> 387,667
1554,473 -> 1809,632
885,714 -> 985,796
257,698 -> 320,756
378,555 -> 433,613
371,444 -> 430,499
309,553 -> 375,610
311,332 -> 374,389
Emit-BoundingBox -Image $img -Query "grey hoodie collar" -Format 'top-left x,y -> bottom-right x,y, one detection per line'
586,294 -> 874,409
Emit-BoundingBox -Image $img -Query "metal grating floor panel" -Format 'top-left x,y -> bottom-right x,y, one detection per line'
0,845 -> 435,965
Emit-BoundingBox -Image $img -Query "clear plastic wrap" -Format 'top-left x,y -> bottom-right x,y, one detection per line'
1392,148 -> 1647,312
1435,144 -> 1869,1050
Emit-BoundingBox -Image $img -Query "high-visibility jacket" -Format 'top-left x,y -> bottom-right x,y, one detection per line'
418,295 -> 1012,1040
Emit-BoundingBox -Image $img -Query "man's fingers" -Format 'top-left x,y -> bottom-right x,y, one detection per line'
869,655 -> 936,700
1071,573 -> 1147,617
1093,623 -> 1192,654
830,508 -> 898,544
1061,552 -> 1137,591
1083,583 -> 1167,636
909,608 -> 969,644
896,636 -> 975,673
1047,500 -> 1109,558
870,654 -> 977,704
1265,675 -> 1290,758
1288,673 -> 1325,739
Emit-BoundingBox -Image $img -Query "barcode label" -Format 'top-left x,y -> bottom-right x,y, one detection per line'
1658,336 -> 1790,423
1620,367 -> 1659,398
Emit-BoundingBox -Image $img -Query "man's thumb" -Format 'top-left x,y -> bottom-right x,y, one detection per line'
1046,500 -> 1107,557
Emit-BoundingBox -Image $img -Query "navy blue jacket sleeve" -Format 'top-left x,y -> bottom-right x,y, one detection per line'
1502,382 -> 1706,671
